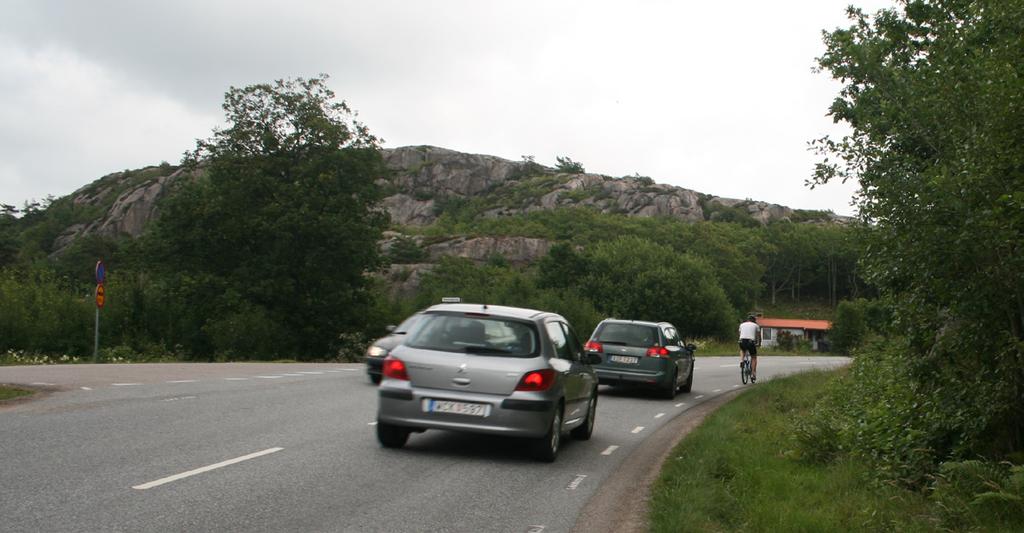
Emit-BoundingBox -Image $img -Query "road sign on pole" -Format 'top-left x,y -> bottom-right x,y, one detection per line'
95,284 -> 106,308
95,260 -> 106,284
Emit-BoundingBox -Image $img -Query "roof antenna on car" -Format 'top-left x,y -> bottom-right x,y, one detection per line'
482,304 -> 488,310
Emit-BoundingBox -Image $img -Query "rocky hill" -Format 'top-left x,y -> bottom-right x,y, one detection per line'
48,145 -> 846,261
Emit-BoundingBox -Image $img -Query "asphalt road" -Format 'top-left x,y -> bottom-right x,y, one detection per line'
0,356 -> 848,533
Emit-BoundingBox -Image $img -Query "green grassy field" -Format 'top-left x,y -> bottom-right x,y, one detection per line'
0,385 -> 32,402
649,370 -> 942,532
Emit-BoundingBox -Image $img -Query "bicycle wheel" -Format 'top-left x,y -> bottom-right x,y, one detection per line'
741,357 -> 749,384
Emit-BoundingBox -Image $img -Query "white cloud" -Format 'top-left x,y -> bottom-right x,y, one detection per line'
0,38 -> 216,206
1,0 -> 897,215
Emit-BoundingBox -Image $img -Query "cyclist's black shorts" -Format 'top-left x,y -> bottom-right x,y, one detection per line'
739,338 -> 757,356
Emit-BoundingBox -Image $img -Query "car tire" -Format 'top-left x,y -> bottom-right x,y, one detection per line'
570,392 -> 597,441
532,404 -> 563,462
660,368 -> 678,399
680,362 -> 694,393
369,373 -> 382,385
376,421 -> 410,448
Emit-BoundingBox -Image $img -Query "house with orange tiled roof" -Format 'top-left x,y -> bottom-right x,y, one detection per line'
758,317 -> 832,351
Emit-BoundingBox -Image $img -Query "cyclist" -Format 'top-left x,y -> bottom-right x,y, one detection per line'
738,315 -> 760,383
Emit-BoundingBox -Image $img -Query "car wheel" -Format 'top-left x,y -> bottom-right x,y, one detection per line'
532,404 -> 563,462
660,368 -> 678,399
376,421 -> 410,448
680,361 -> 694,393
570,392 -> 597,441
369,373 -> 382,385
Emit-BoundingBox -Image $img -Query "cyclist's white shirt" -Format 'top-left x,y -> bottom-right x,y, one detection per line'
739,321 -> 759,340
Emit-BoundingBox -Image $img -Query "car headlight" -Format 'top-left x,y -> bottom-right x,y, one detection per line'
366,346 -> 388,357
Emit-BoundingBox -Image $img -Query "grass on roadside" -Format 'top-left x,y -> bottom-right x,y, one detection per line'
649,370 -> 941,532
0,385 -> 33,402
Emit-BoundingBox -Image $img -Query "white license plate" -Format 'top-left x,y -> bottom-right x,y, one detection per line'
422,399 -> 491,417
609,355 -> 639,364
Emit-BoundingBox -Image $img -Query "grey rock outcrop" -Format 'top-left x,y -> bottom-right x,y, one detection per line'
51,167 -> 186,255
425,236 -> 552,267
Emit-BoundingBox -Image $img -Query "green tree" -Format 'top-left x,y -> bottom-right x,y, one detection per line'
810,0 -> 1024,476
579,236 -> 734,338
137,75 -> 388,358
555,156 -> 585,174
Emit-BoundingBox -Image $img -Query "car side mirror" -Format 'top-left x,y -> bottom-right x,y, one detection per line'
685,343 -> 697,352
385,324 -> 396,333
586,353 -> 602,365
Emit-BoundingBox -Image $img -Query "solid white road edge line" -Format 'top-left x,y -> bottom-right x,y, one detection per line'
31,382 -> 55,386
631,426 -> 645,434
132,447 -> 284,490
600,445 -> 619,456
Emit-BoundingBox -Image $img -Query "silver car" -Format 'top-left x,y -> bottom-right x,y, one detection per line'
376,303 -> 600,462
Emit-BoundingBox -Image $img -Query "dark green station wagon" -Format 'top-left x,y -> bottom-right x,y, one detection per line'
584,319 -> 696,399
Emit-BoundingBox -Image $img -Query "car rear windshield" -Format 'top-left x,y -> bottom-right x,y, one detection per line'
404,313 -> 539,357
393,314 -> 421,334
593,323 -> 660,347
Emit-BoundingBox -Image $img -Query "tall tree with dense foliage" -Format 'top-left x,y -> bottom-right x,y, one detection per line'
136,76 -> 388,358
809,0 -> 1024,478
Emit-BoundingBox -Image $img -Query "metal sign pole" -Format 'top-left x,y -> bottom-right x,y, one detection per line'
94,307 -> 99,363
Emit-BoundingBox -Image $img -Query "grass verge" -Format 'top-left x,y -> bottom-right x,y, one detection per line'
0,385 -> 33,402
649,370 -> 941,532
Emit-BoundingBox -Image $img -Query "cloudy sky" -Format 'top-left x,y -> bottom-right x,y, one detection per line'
1,0 -> 894,216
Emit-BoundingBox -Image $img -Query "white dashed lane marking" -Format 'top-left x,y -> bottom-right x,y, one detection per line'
225,378 -> 248,381
81,387 -> 92,391
31,382 -> 55,386
631,426 -> 645,434
132,447 -> 284,490
654,413 -> 665,419
167,380 -> 197,383
112,383 -> 141,386
368,422 -> 378,426
695,395 -> 705,399
296,371 -> 324,375
713,389 -> 722,393
674,402 -> 686,407
566,474 -> 587,490
600,445 -> 619,456
255,376 -> 283,379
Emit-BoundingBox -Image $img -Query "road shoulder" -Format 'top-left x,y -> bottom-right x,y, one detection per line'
572,389 -> 745,533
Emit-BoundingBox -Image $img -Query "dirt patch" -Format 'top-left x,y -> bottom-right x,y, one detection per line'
0,384 -> 53,410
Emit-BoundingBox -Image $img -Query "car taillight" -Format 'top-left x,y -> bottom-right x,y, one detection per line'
382,356 -> 409,380
646,346 -> 670,358
584,340 -> 603,352
515,369 -> 556,392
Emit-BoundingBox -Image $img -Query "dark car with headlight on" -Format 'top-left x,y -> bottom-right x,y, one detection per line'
376,302 -> 601,462
365,313 -> 423,385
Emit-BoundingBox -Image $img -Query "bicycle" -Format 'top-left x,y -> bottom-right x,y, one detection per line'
740,349 -> 752,384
